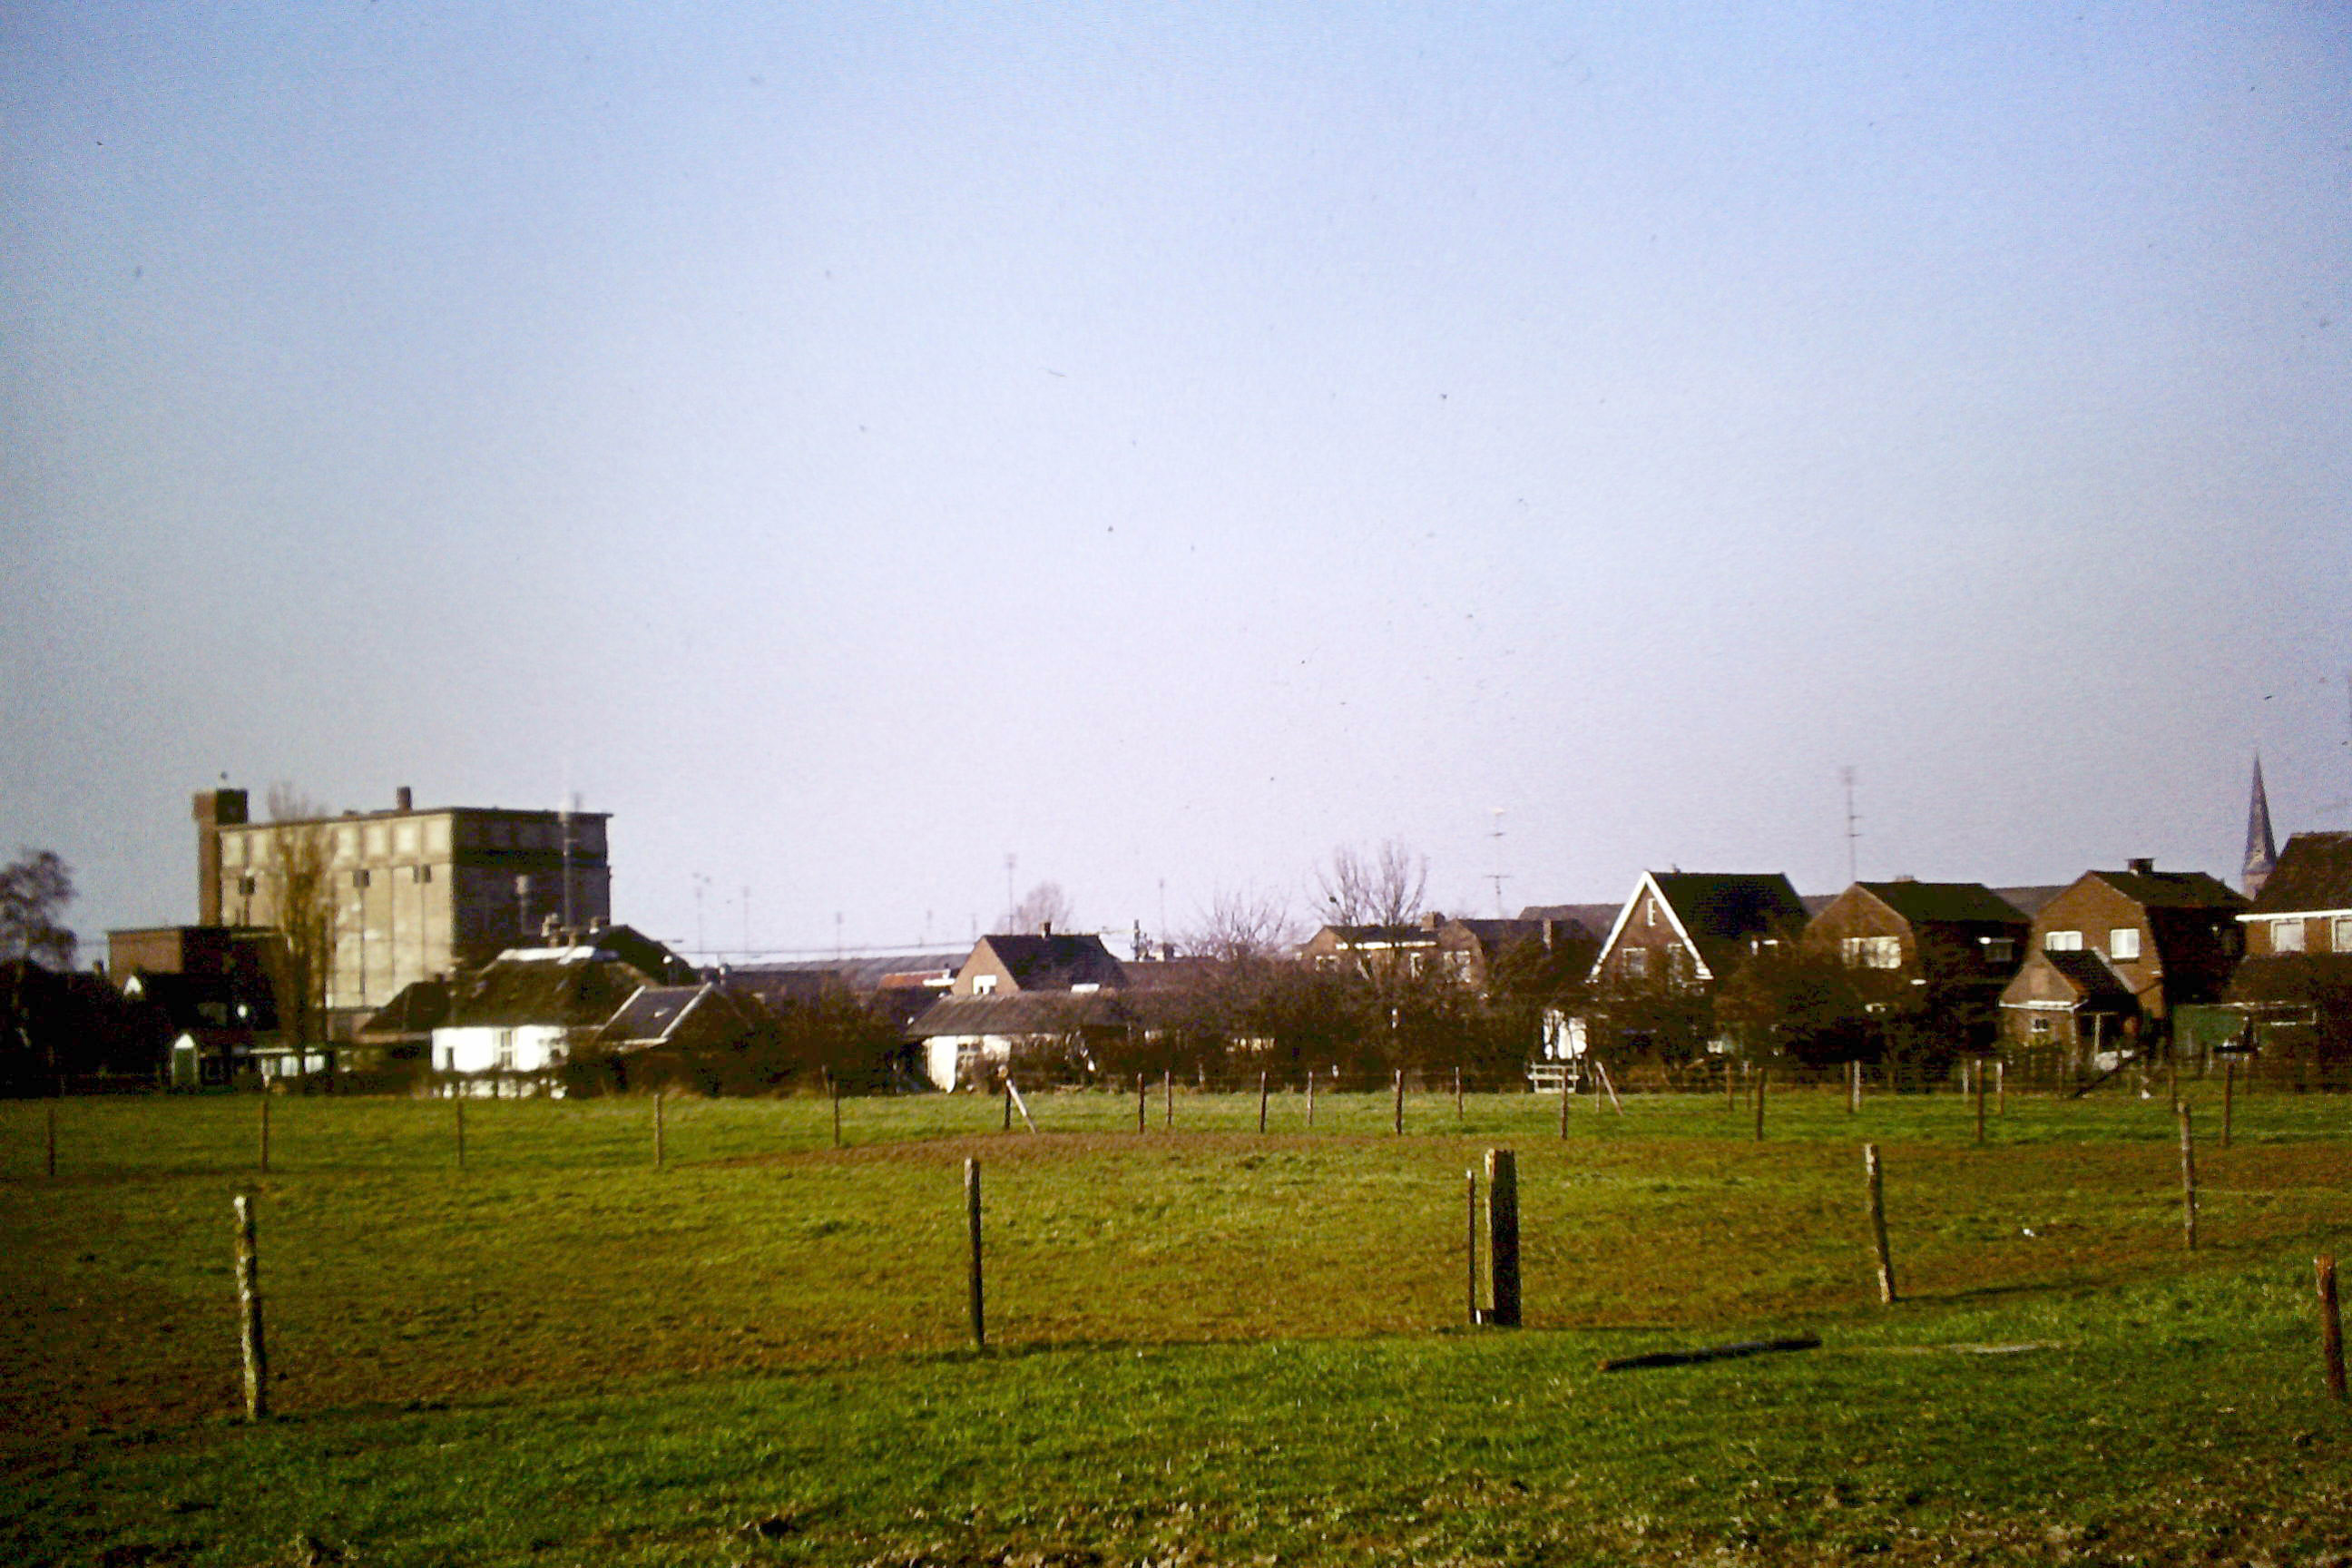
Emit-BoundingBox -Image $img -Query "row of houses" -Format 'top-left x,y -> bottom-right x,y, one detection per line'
66,777 -> 2351,1094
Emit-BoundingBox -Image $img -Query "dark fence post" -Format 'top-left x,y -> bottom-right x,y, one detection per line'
1465,1169 -> 1480,1326
1393,1070 -> 1405,1136
233,1194 -> 269,1421
829,1069 -> 843,1149
1136,1072 -> 1145,1133
1483,1149 -> 1520,1327
1162,1068 -> 1173,1132
1258,1071 -> 1269,1134
1557,1073 -> 1570,1140
2320,1255 -> 2347,1403
1306,1070 -> 1316,1129
1752,1068 -> 1767,1142
965,1158 -> 985,1349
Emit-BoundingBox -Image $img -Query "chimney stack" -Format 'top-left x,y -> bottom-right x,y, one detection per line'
2126,857 -> 2155,876
396,785 -> 413,812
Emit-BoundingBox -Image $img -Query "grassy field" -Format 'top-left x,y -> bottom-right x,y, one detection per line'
4,1084 -> 2349,1566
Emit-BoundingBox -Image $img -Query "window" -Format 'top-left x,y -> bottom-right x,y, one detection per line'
1643,899 -> 1657,927
2030,1014 -> 2052,1038
1622,947 -> 1650,979
1981,937 -> 2014,965
972,974 -> 999,995
1313,955 -> 1339,974
2109,928 -> 2141,962
2273,919 -> 2306,954
413,865 -> 433,884
2335,916 -> 2352,954
495,1030 -> 515,1071
2045,930 -> 2082,952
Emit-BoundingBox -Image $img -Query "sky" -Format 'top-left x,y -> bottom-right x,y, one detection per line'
5,2 -> 2349,962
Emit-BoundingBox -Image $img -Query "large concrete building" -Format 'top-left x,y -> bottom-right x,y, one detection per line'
194,786 -> 612,1014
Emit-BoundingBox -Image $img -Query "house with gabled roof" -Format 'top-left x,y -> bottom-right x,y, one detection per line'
908,928 -> 1130,1089
2223,832 -> 2352,1071
1997,858 -> 2244,1061
1589,872 -> 1810,992
587,982 -> 776,1092
427,937 -> 662,1096
1805,879 -> 2030,1001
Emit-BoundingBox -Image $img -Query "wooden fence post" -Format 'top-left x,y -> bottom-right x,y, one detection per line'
233,1194 -> 269,1421
2179,1105 -> 2198,1251
1482,1149 -> 1521,1328
1136,1073 -> 1146,1133
1974,1058 -> 1987,1145
1306,1069 -> 1316,1129
965,1158 -> 985,1350
1996,1059 -> 2006,1116
1162,1068 -> 1173,1132
1258,1071 -> 1269,1134
1596,1058 -> 1624,1116
259,1092 -> 271,1174
1557,1072 -> 1570,1140
1393,1070 -> 1405,1135
1848,1058 -> 1860,1114
2320,1255 -> 2347,1403
1865,1143 -> 1896,1304
1002,1078 -> 1013,1132
1752,1068 -> 1767,1142
653,1091 -> 665,1170
1455,1066 -> 1464,1120
1465,1170 -> 1480,1326
1005,1078 -> 1036,1133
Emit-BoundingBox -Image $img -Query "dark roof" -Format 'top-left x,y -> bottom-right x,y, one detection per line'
444,956 -> 651,1031
974,933 -> 1127,991
2088,868 -> 2246,912
358,979 -> 450,1038
907,991 -> 1131,1038
593,983 -> 769,1052
1517,904 -> 1622,936
721,953 -> 966,995
1857,881 -> 2028,927
1993,885 -> 2067,917
1313,923 -> 1436,947
2035,948 -> 2136,1007
2245,833 -> 2352,916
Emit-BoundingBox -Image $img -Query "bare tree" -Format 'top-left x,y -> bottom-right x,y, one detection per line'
1316,840 -> 1427,929
262,785 -> 341,1061
0,849 -> 77,969
1183,887 -> 1299,964
1000,880 -> 1075,935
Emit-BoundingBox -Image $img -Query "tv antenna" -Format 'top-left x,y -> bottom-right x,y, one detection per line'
1488,808 -> 1509,916
1840,766 -> 1862,885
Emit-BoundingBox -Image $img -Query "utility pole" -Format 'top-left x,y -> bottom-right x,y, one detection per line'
1489,808 -> 1508,917
1840,766 -> 1862,885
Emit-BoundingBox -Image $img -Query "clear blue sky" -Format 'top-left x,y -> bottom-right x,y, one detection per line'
5,3 -> 2348,958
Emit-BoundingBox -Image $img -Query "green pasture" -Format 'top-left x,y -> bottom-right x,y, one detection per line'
4,1087 -> 2349,1565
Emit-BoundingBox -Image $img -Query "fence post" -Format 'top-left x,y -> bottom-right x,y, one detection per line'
1974,1058 -> 1987,1145
1306,1069 -> 1316,1129
2222,1057 -> 2235,1149
1136,1072 -> 1146,1133
1258,1071 -> 1269,1134
1002,1078 -> 1013,1132
1865,1143 -> 1896,1304
1393,1070 -> 1405,1135
1558,1072 -> 1570,1140
1162,1068 -> 1173,1132
2321,1255 -> 2347,1403
1996,1059 -> 2006,1116
2179,1105 -> 2198,1251
232,1194 -> 269,1421
965,1158 -> 985,1350
1465,1169 -> 1480,1326
1752,1068 -> 1767,1142
1483,1149 -> 1521,1327
1848,1058 -> 1860,1114
1455,1066 -> 1464,1120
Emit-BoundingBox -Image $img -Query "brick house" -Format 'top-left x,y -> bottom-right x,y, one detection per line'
908,929 -> 1129,1089
1804,879 -> 2030,1049
1997,858 -> 2244,1060
1589,872 -> 1809,991
2224,832 -> 2352,1074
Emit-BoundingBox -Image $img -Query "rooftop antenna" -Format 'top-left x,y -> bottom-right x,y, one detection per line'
1488,808 -> 1508,917
1840,766 -> 1861,885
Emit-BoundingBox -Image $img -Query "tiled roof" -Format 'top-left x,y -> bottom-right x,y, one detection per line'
1858,881 -> 2029,927
2244,833 -> 2352,916
907,990 -> 1131,1038
2036,947 -> 2135,1006
443,957 -> 650,1030
976,933 -> 1128,991
359,979 -> 449,1036
2090,869 -> 2246,912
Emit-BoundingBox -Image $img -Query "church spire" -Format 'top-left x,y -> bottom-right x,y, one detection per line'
2242,754 -> 2278,897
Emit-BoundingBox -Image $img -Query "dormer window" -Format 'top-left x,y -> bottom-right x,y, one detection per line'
2045,930 -> 2083,952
